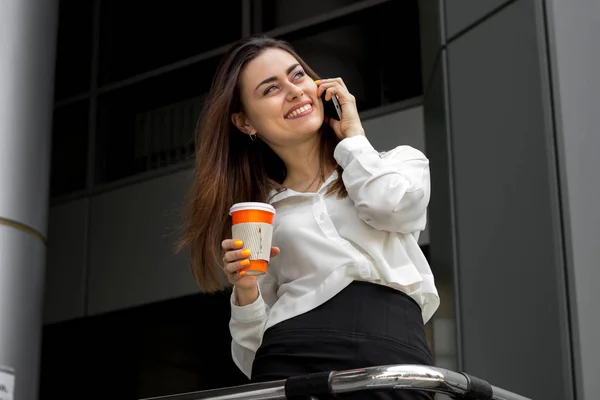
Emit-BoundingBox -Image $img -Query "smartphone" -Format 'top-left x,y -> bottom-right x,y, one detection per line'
321,92 -> 342,121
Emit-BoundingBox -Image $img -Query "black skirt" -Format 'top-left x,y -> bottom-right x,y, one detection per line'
251,281 -> 435,400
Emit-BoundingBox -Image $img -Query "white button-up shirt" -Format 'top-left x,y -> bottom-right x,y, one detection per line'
229,135 -> 440,378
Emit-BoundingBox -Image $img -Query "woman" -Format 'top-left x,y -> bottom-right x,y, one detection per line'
179,35 -> 439,400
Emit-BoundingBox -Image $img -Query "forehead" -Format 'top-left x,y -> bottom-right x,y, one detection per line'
240,48 -> 299,85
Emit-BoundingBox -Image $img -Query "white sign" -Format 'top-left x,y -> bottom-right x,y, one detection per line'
0,368 -> 14,400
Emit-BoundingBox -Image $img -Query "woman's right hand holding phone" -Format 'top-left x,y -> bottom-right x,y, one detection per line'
221,239 -> 280,306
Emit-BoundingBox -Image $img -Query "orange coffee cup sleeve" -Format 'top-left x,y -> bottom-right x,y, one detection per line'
231,209 -> 274,224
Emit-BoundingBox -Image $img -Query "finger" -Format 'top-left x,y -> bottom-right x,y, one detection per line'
224,248 -> 252,263
225,259 -> 251,274
318,84 -> 339,101
222,239 -> 244,251
318,81 -> 354,103
270,247 -> 281,257
330,77 -> 347,90
316,81 -> 338,98
225,271 -> 242,284
317,77 -> 347,90
325,85 -> 356,106
321,85 -> 345,102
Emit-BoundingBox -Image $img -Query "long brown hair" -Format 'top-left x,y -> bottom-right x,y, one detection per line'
178,35 -> 347,292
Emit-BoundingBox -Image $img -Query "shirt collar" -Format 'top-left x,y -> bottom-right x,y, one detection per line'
268,170 -> 339,204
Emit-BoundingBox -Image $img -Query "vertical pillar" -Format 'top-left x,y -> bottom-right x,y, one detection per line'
0,1 -> 59,399
544,0 -> 600,398
419,0 -> 594,398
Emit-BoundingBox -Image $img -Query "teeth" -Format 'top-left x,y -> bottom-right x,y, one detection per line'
286,104 -> 312,118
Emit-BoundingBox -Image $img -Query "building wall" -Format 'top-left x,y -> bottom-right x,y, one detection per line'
420,0 -> 599,398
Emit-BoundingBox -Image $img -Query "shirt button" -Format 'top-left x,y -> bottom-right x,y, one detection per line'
359,267 -> 369,278
319,214 -> 325,220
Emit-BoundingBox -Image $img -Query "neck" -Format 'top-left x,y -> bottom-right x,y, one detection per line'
271,134 -> 332,191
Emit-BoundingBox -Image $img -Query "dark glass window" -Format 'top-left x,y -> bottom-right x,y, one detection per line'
258,0 -> 365,31
98,1 -> 242,84
50,101 -> 89,197
95,56 -> 220,184
54,0 -> 93,99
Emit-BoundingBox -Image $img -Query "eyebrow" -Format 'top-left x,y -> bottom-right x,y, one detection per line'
255,63 -> 301,91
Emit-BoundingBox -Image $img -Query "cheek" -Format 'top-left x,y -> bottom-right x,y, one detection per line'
306,81 -> 318,96
251,100 -> 282,123
245,105 -> 281,136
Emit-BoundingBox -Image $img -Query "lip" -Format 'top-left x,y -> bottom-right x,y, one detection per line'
285,100 -> 313,118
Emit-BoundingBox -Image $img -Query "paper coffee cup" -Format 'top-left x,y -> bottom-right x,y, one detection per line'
229,202 -> 276,275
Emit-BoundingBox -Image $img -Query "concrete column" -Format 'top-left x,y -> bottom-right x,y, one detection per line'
0,1 -> 59,399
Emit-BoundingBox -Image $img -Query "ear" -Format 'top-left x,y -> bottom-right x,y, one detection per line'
231,112 -> 256,136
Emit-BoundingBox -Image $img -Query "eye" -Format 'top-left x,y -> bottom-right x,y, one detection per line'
264,85 -> 278,95
293,70 -> 305,80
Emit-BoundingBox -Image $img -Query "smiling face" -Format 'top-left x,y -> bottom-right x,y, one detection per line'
232,48 -> 324,147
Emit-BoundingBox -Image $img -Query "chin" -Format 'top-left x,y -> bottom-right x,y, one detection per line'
302,113 -> 324,131
296,119 -> 323,137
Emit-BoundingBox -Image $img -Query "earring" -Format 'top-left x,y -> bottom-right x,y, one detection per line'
249,133 -> 257,141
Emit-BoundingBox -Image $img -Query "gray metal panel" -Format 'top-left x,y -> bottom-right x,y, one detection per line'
418,0 -> 445,91
87,169 -> 198,315
544,0 -> 600,398
446,0 -> 571,398
444,0 -> 511,38
0,225 -> 47,400
0,0 -> 58,236
363,107 -> 426,153
421,53 -> 457,284
420,41 -> 462,374
44,199 -> 88,324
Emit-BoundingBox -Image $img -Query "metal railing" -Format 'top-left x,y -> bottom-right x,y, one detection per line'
141,364 -> 531,400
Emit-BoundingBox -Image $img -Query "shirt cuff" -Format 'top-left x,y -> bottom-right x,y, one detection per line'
334,135 -> 376,169
230,286 -> 267,322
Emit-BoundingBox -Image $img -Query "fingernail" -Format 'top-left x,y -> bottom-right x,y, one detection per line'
239,270 -> 246,276
314,80 -> 320,84
234,240 -> 243,247
241,249 -> 251,257
240,259 -> 250,267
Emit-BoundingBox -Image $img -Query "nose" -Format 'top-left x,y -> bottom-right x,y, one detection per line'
286,83 -> 304,100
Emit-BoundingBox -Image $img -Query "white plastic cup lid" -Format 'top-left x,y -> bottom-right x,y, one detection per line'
229,202 -> 276,215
